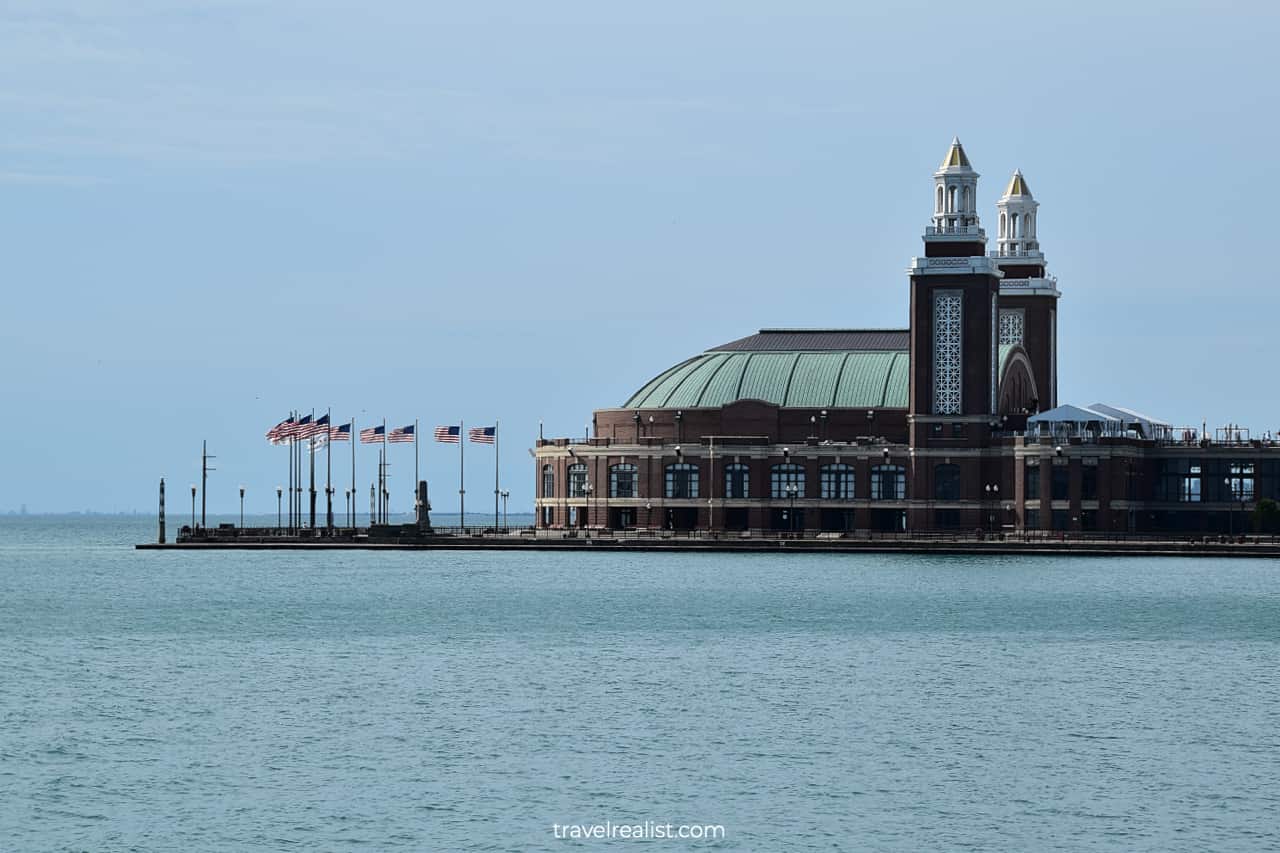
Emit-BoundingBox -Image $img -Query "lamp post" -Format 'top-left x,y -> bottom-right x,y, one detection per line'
984,483 -> 999,531
675,410 -> 683,443
645,500 -> 652,529
239,485 -> 245,529
633,411 -> 641,443
582,481 -> 593,531
1225,477 -> 1235,537
276,486 -> 282,531
867,409 -> 876,438
820,409 -> 828,441
500,490 -> 510,531
786,482 -> 798,534
344,489 -> 351,529
809,414 -> 817,439
190,484 -> 196,530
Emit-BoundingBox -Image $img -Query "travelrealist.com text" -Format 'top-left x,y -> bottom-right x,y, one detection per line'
552,821 -> 726,841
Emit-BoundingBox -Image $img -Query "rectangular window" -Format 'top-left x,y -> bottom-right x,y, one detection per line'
1226,462 -> 1255,502
1025,463 -> 1041,500
541,506 -> 554,526
871,465 -> 906,500
568,465 -> 589,498
820,465 -> 855,500
724,464 -> 750,499
770,464 -> 805,499
1180,464 -> 1201,502
1081,466 -> 1098,501
1051,465 -> 1069,500
1025,509 -> 1040,530
665,464 -> 699,499
609,465 -> 637,499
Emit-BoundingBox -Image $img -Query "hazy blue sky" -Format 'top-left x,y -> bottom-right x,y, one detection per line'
2,1 -> 1277,514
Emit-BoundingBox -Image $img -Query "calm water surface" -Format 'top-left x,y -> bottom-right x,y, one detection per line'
1,516 -> 1278,851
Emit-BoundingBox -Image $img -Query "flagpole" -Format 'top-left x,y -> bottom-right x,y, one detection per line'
326,407 -> 333,532
287,411 -> 294,534
309,409 -> 316,531
351,417 -> 356,531
414,418 -> 420,520
494,420 -> 500,531
459,420 -> 465,529
378,414 -> 384,522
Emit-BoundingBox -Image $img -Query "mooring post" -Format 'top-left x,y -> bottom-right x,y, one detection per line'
158,477 -> 166,544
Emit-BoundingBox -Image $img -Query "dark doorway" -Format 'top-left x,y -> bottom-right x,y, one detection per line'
666,507 -> 698,530
609,507 -> 635,530
770,508 -> 805,532
820,509 -> 854,532
723,508 -> 749,531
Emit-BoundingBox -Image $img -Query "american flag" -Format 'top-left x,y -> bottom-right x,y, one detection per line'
298,414 -> 329,439
434,425 -> 461,443
468,425 -> 496,444
294,414 -> 314,438
360,425 -> 385,444
266,417 -> 296,444
388,424 -> 415,443
329,423 -> 352,442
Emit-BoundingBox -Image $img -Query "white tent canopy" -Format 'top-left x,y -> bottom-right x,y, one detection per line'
1026,403 -> 1172,440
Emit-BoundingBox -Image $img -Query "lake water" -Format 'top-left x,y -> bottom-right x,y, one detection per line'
2,516 -> 1278,851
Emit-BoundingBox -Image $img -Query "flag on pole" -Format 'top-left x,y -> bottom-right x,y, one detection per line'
298,413 -> 329,439
468,426 -> 496,444
329,423 -> 352,442
295,414 -> 314,439
267,417 -> 296,444
434,425 -> 461,443
360,425 -> 385,444
388,424 -> 415,443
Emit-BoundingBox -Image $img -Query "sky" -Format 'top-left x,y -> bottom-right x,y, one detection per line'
1,0 -> 1278,514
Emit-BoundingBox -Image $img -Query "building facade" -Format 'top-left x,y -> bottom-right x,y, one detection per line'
535,140 -> 1279,535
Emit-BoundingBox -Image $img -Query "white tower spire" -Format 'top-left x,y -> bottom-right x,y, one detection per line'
931,137 -> 981,236
994,170 -> 1041,259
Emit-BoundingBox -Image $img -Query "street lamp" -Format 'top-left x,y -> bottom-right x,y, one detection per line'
239,485 -> 245,529
500,490 -> 510,531
984,483 -> 999,531
785,482 -> 799,534
1225,477 -> 1236,537
276,486 -> 283,531
820,409 -> 828,441
344,488 -> 351,529
582,481 -> 593,530
633,411 -> 641,442
190,484 -> 196,530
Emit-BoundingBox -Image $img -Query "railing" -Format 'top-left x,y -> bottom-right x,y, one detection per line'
925,225 -> 985,237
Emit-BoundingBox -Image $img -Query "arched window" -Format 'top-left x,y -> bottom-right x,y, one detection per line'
820,464 -> 855,500
771,463 -> 805,499
665,463 -> 699,498
936,185 -> 944,213
568,463 -> 588,498
542,464 -> 555,498
962,186 -> 972,213
946,185 -> 957,214
934,464 -> 961,501
609,463 -> 637,498
724,463 -> 749,499
999,212 -> 1006,238
1026,213 -> 1035,238
1010,212 -> 1019,239
871,465 -> 906,500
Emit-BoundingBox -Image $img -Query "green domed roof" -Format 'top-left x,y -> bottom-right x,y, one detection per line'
623,329 -> 910,410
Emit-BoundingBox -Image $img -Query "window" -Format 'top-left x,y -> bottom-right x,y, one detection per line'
568,463 -> 588,498
609,464 -> 637,498
1226,462 -> 1255,501
541,506 -> 554,526
871,465 -> 905,500
1052,509 -> 1069,530
1051,465 -> 1069,500
1025,462 -> 1041,499
1081,465 -> 1098,501
1025,509 -> 1040,530
1181,465 -> 1201,502
936,185 -> 944,214
724,463 -> 750,499
820,464 -> 855,500
951,423 -> 966,438
934,464 -> 961,501
770,464 -> 805,499
665,463 -> 699,499
541,465 -> 555,498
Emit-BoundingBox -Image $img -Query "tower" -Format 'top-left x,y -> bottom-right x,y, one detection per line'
908,139 -> 1003,435
992,170 -> 1060,412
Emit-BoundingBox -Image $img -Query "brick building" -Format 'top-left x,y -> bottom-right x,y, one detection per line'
535,140 -> 1279,535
